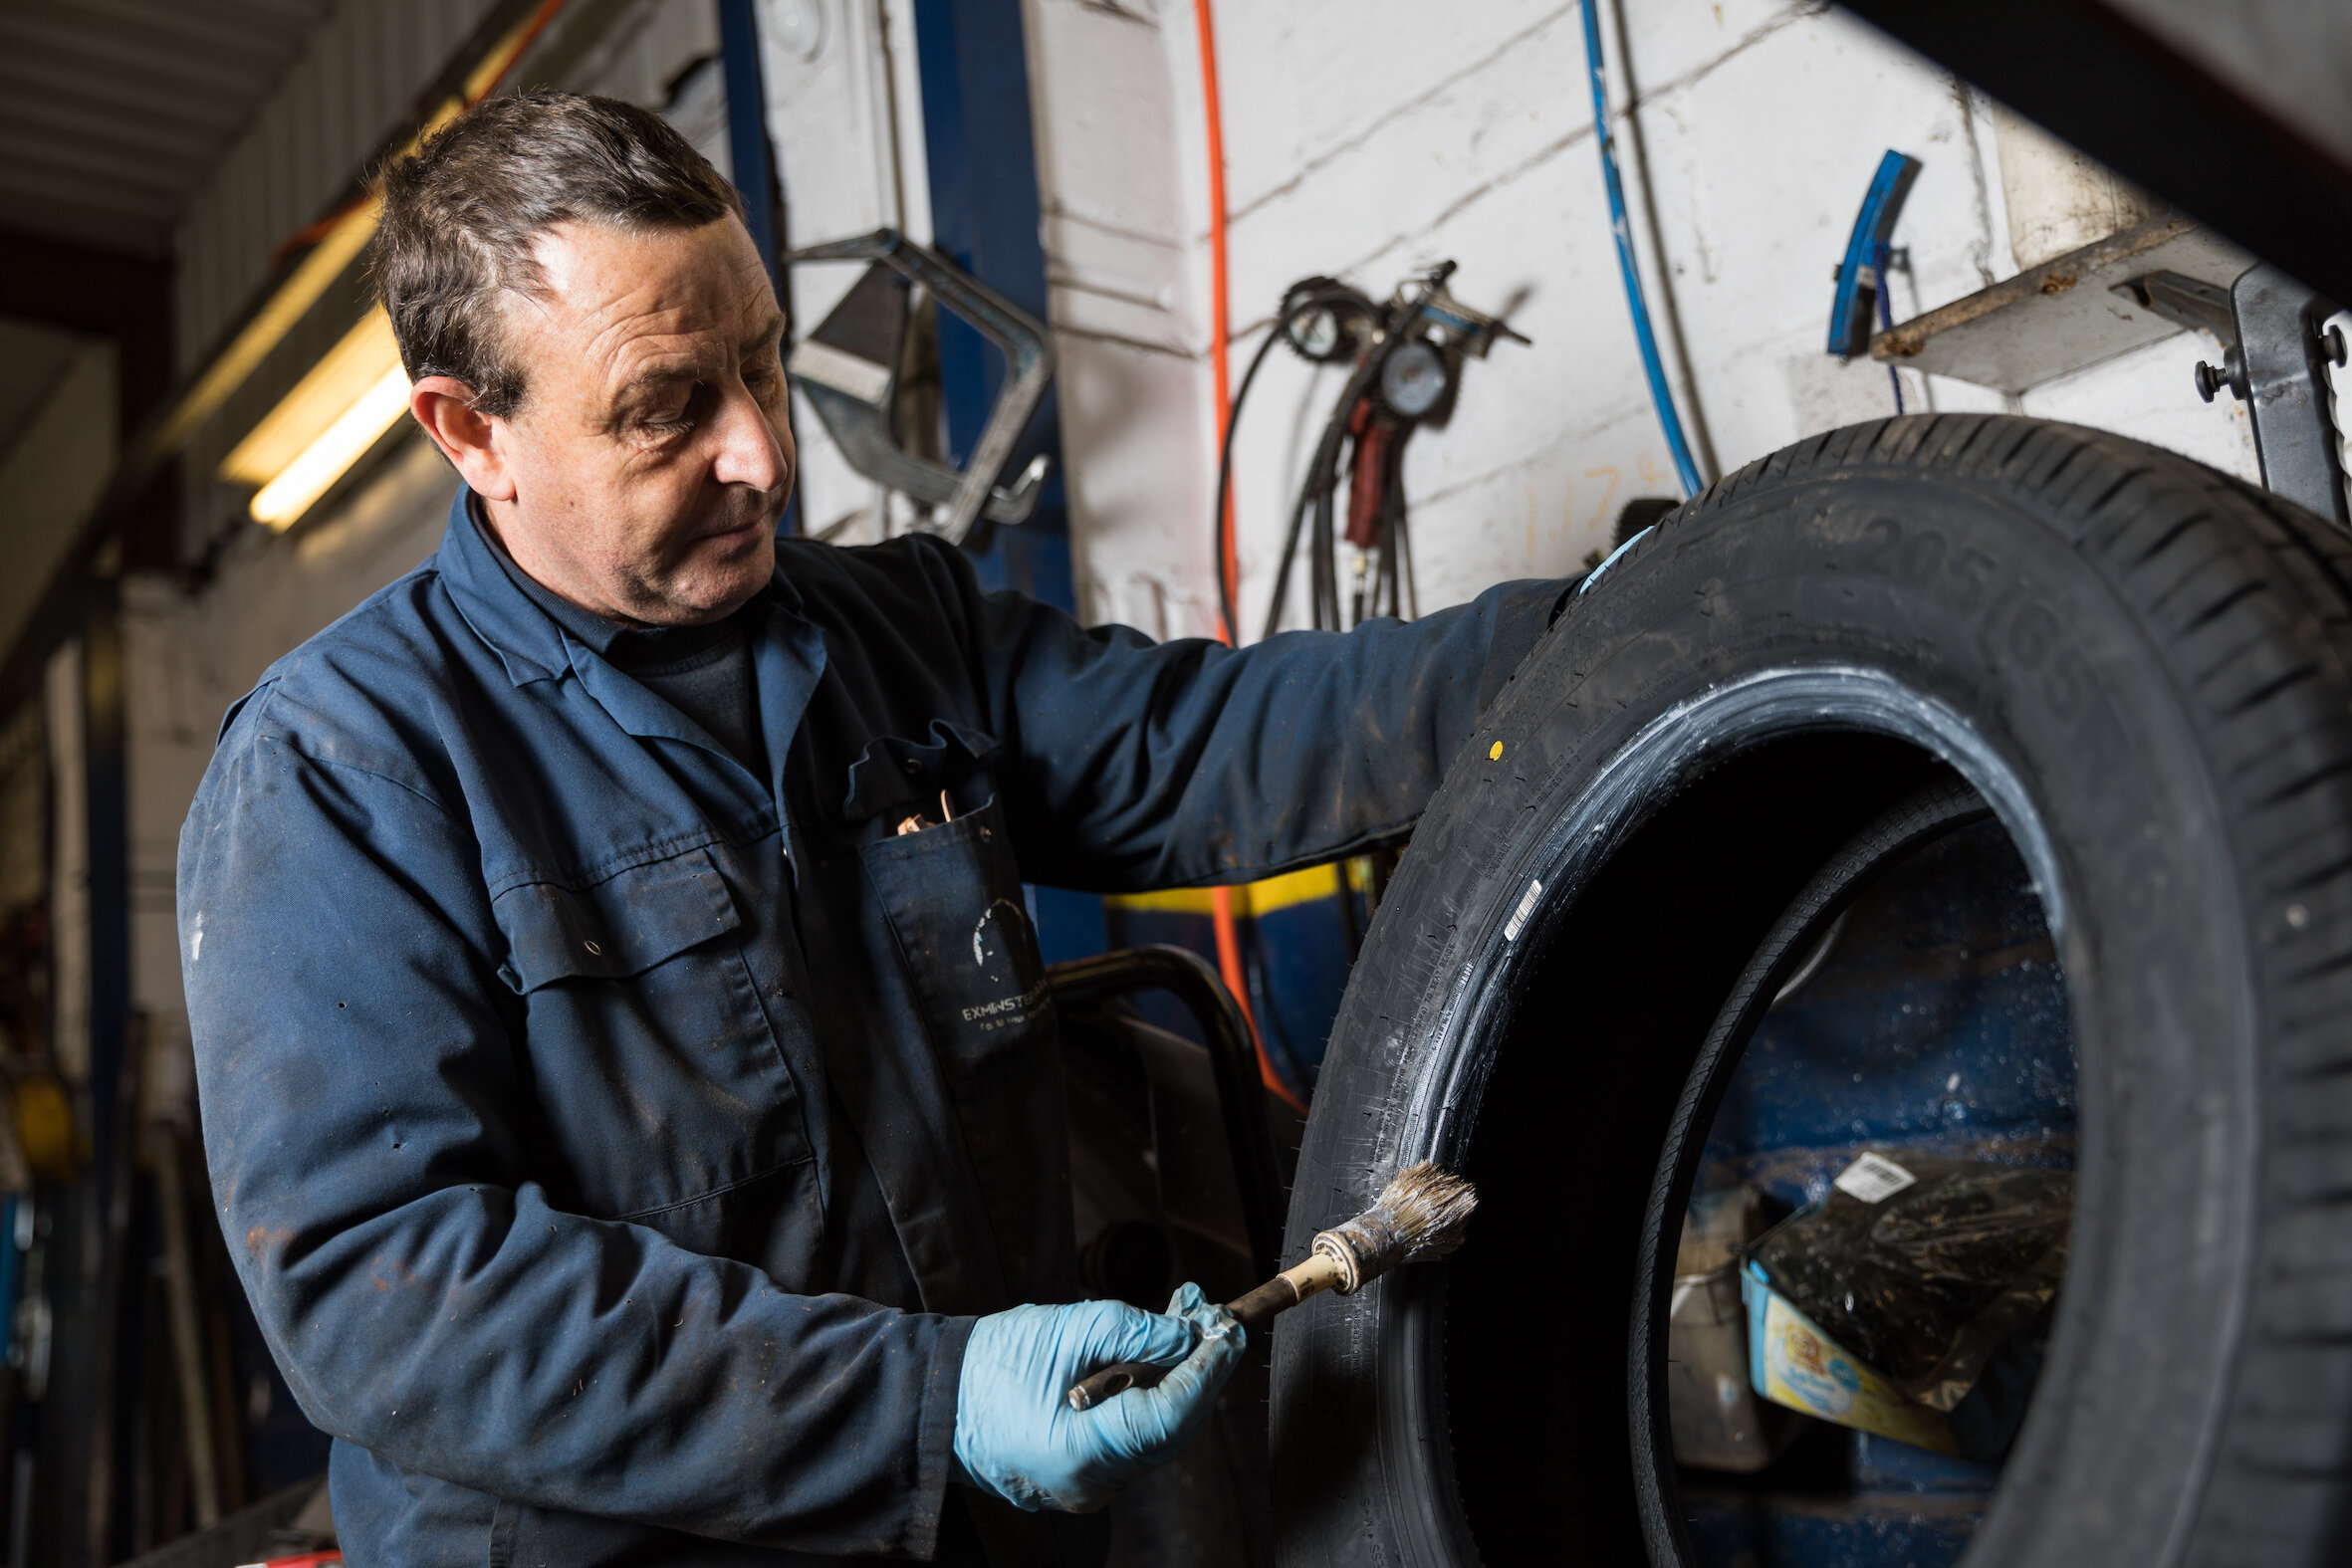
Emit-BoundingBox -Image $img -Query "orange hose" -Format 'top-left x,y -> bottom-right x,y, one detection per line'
1196,0 -> 1239,645
1213,886 -> 1306,1114
1195,2 -> 1304,1115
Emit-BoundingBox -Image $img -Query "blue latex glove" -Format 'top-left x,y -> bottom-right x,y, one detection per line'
952,1283 -> 1244,1512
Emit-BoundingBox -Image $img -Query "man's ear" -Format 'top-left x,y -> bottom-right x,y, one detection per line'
410,377 -> 517,501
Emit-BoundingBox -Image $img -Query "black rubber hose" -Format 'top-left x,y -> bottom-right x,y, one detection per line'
1262,360 -> 1375,642
1374,422 -> 1411,622
1213,327 -> 1289,642
1312,443 -> 1339,630
1213,287 -> 1372,642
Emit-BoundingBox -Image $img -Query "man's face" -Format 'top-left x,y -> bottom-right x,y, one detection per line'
480,216 -> 795,625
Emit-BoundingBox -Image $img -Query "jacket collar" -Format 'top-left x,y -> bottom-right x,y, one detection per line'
436,487 -> 570,687
433,488 -> 827,811
434,485 -> 813,690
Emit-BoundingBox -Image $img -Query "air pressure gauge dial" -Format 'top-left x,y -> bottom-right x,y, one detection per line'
1378,339 -> 1448,419
1289,307 -> 1343,360
1280,277 -> 1371,363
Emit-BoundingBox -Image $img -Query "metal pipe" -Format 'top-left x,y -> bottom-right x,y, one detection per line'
151,1121 -> 221,1529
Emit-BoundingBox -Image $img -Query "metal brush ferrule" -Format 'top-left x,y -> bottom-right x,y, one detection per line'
1311,1216 -> 1394,1294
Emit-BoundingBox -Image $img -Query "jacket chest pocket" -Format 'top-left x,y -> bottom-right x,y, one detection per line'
859,795 -> 1054,1085
855,785 -> 1078,1303
494,843 -> 816,1229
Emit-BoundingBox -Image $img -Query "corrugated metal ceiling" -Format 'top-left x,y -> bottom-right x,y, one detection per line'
0,0 -> 339,254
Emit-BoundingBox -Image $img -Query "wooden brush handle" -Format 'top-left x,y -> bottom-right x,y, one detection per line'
1065,1253 -> 1345,1412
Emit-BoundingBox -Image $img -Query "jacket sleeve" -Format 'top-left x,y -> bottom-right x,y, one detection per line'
179,687 -> 969,1558
927,540 -> 1569,891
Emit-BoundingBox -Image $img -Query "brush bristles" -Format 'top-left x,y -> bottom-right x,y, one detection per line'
1378,1162 -> 1480,1263
1312,1162 -> 1480,1292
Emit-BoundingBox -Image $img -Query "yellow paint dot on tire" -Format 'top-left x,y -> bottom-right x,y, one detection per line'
1489,742 -> 1504,761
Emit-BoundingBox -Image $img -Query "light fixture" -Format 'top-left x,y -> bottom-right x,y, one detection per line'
221,306 -> 411,530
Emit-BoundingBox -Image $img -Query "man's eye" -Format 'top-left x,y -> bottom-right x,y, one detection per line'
637,385 -> 706,434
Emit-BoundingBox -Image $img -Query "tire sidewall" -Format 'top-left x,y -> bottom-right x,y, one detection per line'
1274,459 -> 2264,1567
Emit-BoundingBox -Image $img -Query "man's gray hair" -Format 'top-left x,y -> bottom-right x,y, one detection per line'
373,91 -> 747,418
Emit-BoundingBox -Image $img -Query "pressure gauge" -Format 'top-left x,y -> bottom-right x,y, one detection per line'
1379,339 -> 1448,419
1288,306 -> 1344,360
1280,277 -> 1371,363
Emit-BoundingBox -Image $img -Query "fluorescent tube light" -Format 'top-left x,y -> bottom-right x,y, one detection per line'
246,363 -> 411,529
225,307 -> 412,530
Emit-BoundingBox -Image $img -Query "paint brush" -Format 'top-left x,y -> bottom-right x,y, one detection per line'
1066,1162 -> 1478,1411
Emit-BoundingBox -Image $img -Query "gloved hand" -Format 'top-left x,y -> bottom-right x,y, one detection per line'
952,1282 -> 1244,1512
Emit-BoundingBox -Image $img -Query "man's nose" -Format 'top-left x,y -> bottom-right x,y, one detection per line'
710,381 -> 790,492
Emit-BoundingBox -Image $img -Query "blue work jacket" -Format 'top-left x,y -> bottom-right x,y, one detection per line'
179,489 -> 1563,1566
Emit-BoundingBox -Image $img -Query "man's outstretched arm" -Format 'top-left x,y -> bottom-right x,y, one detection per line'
927,536 -> 1567,891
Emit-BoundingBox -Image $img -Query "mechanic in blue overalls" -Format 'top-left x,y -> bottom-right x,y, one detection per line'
180,93 -> 1566,1567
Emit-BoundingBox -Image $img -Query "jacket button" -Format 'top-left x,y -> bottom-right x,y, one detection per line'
902,758 -> 921,774
583,939 -> 602,956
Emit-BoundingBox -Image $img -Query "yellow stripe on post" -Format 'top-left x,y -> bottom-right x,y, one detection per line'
1109,860 -> 1357,919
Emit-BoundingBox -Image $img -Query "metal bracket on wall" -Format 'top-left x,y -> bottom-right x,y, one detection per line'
2113,271 -> 2234,343
786,228 -> 1053,546
2197,264 -> 2351,529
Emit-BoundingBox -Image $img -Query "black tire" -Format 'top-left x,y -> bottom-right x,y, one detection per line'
1271,415 -> 2352,1567
1614,496 -> 1682,550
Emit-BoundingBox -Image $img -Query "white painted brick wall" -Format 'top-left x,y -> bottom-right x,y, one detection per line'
1025,0 -> 2261,636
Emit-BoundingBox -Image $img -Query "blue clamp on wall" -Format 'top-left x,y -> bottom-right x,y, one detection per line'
1828,150 -> 1923,359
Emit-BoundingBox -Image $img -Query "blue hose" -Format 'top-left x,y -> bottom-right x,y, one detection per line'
1579,1 -> 1704,499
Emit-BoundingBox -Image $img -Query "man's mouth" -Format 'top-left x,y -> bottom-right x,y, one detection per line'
695,506 -> 777,548
698,480 -> 791,546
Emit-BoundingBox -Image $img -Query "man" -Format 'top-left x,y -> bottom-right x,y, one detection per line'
180,94 -> 1565,1565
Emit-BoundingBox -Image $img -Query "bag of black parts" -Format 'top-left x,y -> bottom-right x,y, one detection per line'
1741,1151 -> 2070,1463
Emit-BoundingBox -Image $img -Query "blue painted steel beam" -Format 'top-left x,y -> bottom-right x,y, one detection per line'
717,0 -> 778,279
718,0 -> 803,537
910,0 -> 1072,610
908,0 -> 1094,958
